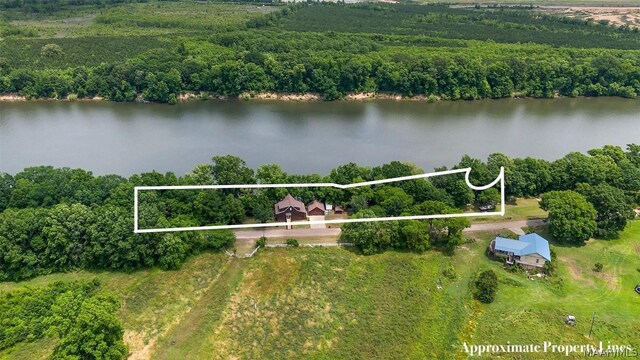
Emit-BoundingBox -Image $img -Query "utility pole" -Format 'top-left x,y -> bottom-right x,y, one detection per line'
588,312 -> 596,339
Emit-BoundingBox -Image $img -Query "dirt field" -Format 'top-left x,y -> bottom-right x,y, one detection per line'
541,5 -> 640,28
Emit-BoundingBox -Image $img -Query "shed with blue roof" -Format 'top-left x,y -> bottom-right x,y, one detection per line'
489,233 -> 551,269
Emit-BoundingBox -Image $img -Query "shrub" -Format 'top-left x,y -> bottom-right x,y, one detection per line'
594,262 -> 603,272
286,238 -> 299,247
256,236 -> 266,248
543,249 -> 558,275
41,44 -> 64,57
441,265 -> 457,280
474,270 -> 498,303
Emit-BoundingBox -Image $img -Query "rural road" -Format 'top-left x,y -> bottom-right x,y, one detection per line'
465,219 -> 545,233
234,228 -> 342,240
234,219 -> 545,240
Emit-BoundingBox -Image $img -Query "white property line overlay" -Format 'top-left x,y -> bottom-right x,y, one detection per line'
133,167 -> 505,233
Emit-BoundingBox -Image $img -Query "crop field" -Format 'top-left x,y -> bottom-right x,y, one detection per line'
2,1 -> 276,35
2,221 -> 638,359
0,1 -> 278,69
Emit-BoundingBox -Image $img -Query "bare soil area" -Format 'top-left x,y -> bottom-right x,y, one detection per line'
541,6 -> 640,28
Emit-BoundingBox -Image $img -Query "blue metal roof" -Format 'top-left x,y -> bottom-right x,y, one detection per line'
494,233 -> 551,261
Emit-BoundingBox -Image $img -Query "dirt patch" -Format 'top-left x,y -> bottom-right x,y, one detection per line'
124,331 -> 156,360
560,258 -> 596,287
0,94 -> 27,101
540,6 -> 640,29
595,271 -> 620,291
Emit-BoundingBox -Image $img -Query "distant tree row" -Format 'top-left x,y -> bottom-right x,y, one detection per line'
2,47 -> 639,103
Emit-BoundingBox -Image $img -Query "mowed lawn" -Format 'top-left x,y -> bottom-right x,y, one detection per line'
1,222 -> 639,359
468,197 -> 548,223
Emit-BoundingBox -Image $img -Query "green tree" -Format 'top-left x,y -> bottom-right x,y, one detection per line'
211,155 -> 255,185
576,183 -> 634,238
400,220 -> 431,252
42,203 -> 94,271
476,188 -> 500,207
474,270 -> 498,303
374,187 -> 414,216
340,210 -> 399,255
252,196 -> 274,223
406,201 -> 470,251
540,190 -> 597,245
51,294 -> 128,360
221,194 -> 246,225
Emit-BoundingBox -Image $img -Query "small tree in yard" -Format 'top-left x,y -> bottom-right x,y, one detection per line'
474,270 -> 498,303
286,238 -> 299,247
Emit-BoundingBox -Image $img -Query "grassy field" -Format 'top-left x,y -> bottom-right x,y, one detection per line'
2,220 -> 638,359
0,252 -> 231,359
469,197 -> 548,223
0,1 -> 277,69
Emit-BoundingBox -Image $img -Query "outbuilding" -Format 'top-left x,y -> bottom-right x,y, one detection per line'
307,200 -> 326,216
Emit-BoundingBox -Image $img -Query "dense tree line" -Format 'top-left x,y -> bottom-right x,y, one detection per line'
2,43 -> 639,103
2,145 -> 637,278
0,279 -> 127,359
2,3 -> 640,102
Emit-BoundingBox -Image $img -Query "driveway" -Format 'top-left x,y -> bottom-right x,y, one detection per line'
235,228 -> 341,240
234,219 -> 545,240
308,215 -> 326,229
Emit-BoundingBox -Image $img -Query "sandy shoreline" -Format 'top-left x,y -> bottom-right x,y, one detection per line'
0,92 -> 440,103
0,91 -> 632,103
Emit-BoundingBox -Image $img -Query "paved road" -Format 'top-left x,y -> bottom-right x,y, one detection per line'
234,219 -> 545,240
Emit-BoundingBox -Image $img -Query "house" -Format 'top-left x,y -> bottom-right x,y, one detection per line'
307,200 -> 326,216
274,194 -> 308,222
489,233 -> 551,269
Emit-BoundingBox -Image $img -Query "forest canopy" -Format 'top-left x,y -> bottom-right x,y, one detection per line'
1,144 -> 638,281
1,2 -> 640,102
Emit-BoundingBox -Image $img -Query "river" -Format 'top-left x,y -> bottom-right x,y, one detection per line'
1,97 -> 639,176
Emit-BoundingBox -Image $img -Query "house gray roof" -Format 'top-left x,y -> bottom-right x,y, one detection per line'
494,233 -> 551,261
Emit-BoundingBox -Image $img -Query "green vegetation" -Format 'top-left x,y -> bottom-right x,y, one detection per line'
277,4 -> 640,49
540,190 -> 598,245
0,279 -> 127,359
470,197 -> 548,223
2,2 -> 640,102
0,145 -> 638,357
473,269 -> 498,303
2,144 -> 639,280
5,221 -> 640,358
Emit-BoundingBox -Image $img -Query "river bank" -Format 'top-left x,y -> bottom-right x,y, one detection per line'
0,92 -> 438,103
1,91 -> 622,104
